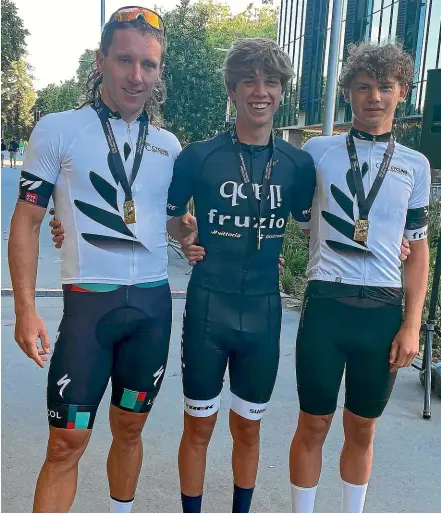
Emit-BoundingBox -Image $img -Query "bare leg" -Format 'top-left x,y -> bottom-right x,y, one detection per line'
178,412 -> 217,496
289,411 -> 334,487
33,427 -> 91,512
107,405 -> 149,501
340,409 -> 376,485
230,411 -> 261,488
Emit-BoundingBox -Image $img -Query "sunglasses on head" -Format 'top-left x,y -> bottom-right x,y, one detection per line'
107,6 -> 165,33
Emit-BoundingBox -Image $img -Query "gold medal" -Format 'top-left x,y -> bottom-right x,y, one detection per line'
354,219 -> 369,242
124,200 -> 136,224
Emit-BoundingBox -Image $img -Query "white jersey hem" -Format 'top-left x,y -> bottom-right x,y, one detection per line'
61,273 -> 168,286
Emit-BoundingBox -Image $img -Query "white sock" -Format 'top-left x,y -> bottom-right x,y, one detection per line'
110,497 -> 134,513
291,483 -> 318,513
342,480 -> 368,513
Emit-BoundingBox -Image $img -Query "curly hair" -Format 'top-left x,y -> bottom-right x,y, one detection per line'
78,20 -> 167,127
338,42 -> 415,90
222,37 -> 294,92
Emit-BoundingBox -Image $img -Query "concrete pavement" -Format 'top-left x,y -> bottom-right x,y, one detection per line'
2,284 -> 441,512
2,164 -> 441,512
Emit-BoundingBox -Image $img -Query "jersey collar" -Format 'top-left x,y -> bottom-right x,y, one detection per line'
349,127 -> 392,143
91,96 -> 149,123
230,124 -> 275,148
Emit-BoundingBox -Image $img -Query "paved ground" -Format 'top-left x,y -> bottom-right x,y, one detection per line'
2,165 -> 441,512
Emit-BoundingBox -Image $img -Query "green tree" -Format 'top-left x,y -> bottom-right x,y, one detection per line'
37,79 -> 81,114
1,0 -> 30,74
162,0 -> 278,144
1,59 -> 36,139
162,0 -> 226,144
204,0 -> 278,49
76,49 -> 97,98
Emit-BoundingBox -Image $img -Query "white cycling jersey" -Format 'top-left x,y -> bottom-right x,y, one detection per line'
19,104 -> 182,285
301,130 -> 431,288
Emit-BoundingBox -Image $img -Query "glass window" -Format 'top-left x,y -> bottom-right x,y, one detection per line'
379,4 -> 393,42
389,0 -> 399,43
370,11 -> 382,43
424,0 -> 441,72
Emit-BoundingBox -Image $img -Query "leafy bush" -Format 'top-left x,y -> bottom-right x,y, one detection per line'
281,218 -> 308,296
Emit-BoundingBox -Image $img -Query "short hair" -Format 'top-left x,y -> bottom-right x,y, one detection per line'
339,42 -> 414,89
222,37 -> 294,92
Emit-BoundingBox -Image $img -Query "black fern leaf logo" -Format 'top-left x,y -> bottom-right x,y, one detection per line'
321,163 -> 372,255
74,166 -> 146,252
90,172 -> 118,211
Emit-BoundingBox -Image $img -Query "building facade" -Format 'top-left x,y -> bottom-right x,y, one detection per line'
276,0 -> 441,137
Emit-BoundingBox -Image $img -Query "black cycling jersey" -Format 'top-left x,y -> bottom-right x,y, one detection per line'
167,130 -> 316,295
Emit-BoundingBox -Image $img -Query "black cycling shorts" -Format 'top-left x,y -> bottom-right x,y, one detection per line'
181,284 -> 282,421
47,284 -> 172,429
296,294 -> 402,419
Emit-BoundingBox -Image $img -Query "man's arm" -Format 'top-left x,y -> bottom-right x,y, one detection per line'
389,239 -> 429,372
166,144 -> 207,265
167,214 -> 205,266
9,201 -> 44,309
402,239 -> 430,330
8,201 -> 50,367
167,212 -> 197,245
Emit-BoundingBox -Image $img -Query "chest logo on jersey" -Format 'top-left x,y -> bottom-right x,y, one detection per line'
376,162 -> 408,175
73,151 -> 148,252
206,180 -> 286,239
145,143 -> 169,157
220,181 -> 282,209
321,164 -> 373,256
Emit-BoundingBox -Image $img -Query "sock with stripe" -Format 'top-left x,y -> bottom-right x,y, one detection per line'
110,496 -> 134,513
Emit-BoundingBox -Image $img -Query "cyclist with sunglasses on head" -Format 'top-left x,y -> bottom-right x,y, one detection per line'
8,7 -> 192,513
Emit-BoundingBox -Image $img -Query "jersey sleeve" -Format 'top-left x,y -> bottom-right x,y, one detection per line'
404,156 -> 431,241
291,151 -> 317,229
167,145 -> 198,217
18,115 -> 61,208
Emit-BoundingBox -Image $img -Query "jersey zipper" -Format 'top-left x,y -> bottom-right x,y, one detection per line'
127,121 -> 136,285
364,139 -> 376,287
241,153 -> 255,293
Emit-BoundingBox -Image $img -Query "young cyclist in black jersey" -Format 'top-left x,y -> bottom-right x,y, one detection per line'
289,43 -> 430,513
165,38 -> 317,513
8,7 -> 195,513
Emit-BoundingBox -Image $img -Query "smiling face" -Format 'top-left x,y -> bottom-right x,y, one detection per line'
96,27 -> 163,122
345,73 -> 408,134
229,70 -> 283,131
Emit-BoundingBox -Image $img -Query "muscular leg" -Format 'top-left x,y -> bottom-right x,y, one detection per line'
107,405 -> 149,501
289,411 -> 333,487
230,411 -> 260,489
340,409 -> 376,485
33,427 -> 91,512
178,412 -> 217,496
